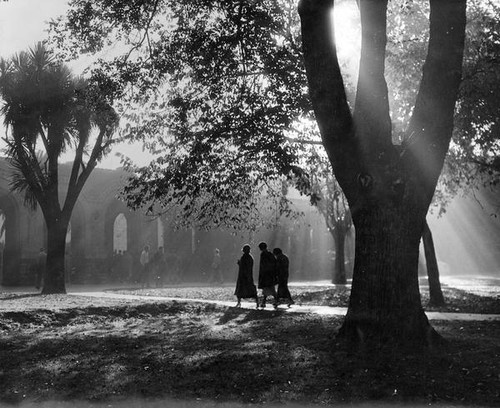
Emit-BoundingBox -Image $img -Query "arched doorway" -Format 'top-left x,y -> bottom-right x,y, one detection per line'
113,213 -> 128,253
0,192 -> 21,285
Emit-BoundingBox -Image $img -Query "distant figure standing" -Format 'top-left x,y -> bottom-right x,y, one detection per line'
234,244 -> 258,308
257,242 -> 278,309
273,248 -> 294,307
153,246 -> 166,287
140,245 -> 150,288
35,247 -> 46,290
210,248 -> 224,284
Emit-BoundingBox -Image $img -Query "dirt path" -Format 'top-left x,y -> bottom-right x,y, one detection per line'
71,291 -> 500,321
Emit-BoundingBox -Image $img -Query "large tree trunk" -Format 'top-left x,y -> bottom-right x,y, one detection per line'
422,220 -> 445,307
338,204 -> 439,345
42,220 -> 69,294
332,225 -> 347,285
298,0 -> 466,346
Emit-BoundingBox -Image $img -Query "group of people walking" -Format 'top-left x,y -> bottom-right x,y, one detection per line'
234,241 -> 294,309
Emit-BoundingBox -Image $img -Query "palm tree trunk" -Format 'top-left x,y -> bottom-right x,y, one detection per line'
42,220 -> 68,294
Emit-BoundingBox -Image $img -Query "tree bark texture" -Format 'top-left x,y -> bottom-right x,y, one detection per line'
299,0 -> 466,345
422,220 -> 445,307
340,203 -> 437,345
42,220 -> 69,294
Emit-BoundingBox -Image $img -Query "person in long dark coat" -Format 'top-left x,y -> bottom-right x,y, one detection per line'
234,244 -> 258,308
273,247 -> 294,307
257,242 -> 278,309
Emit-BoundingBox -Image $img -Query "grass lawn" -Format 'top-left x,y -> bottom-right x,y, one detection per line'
0,284 -> 499,407
112,283 -> 500,314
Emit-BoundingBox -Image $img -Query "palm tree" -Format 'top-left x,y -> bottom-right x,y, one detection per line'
0,43 -> 119,294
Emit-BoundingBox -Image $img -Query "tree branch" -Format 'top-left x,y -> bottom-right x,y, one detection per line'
298,0 -> 353,145
37,123 -> 50,153
123,0 -> 160,62
24,135 -> 47,190
298,0 -> 361,196
64,130 -> 88,213
353,0 -> 392,152
62,127 -> 107,217
406,0 -> 467,201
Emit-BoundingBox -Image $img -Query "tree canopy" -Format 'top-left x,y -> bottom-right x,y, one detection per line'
385,1 -> 500,210
47,0 -> 499,227
48,0 -> 315,227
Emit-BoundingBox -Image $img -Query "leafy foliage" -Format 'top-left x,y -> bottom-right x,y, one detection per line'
48,0 -> 316,230
385,0 -> 500,214
453,2 -> 500,187
48,0 -> 499,226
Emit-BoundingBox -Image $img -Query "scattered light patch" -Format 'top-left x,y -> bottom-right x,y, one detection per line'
182,350 -> 220,365
243,340 -> 275,350
427,192 -> 500,278
34,354 -> 96,376
291,345 -> 316,361
441,275 -> 500,297
103,362 -> 128,385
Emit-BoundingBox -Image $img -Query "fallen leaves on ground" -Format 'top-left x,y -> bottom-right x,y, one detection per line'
0,287 -> 499,406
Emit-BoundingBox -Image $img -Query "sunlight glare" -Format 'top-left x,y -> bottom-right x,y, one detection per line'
333,0 -> 361,86
427,189 -> 500,278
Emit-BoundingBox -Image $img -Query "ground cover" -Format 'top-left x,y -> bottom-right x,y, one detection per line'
0,285 -> 499,407
113,284 -> 500,314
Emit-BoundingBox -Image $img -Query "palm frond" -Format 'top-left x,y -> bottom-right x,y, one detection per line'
6,144 -> 45,211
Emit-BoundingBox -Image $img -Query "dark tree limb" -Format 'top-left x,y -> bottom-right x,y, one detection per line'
407,0 -> 467,205
298,0 -> 352,141
422,220 -> 446,307
66,129 -> 88,212
353,0 -> 392,153
298,0 -> 359,197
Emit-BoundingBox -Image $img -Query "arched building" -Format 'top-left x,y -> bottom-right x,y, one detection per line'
0,157 -> 337,286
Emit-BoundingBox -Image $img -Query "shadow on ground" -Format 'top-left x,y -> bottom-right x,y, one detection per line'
1,300 -> 499,407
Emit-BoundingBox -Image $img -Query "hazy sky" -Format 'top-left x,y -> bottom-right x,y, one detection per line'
0,1 -> 360,170
0,0 -> 153,169
0,0 -> 68,57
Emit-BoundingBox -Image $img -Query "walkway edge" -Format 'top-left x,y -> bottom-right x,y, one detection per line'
69,291 -> 500,322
